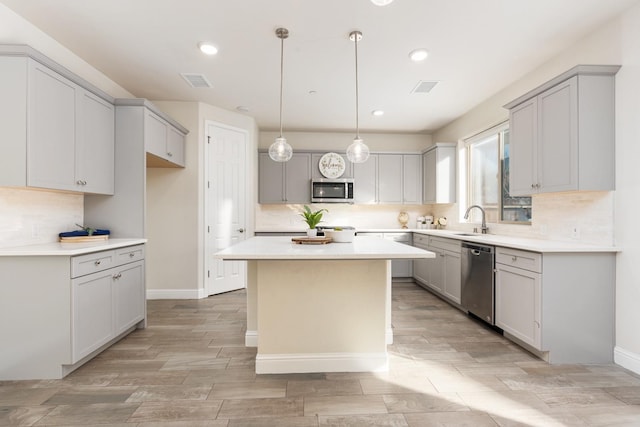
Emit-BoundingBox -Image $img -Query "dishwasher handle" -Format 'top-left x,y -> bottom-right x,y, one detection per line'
470,249 -> 482,256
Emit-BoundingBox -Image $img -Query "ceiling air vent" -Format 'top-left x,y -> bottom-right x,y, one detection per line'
411,80 -> 438,94
180,73 -> 213,88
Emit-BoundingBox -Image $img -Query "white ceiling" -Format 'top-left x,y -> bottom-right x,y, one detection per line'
2,0 -> 638,134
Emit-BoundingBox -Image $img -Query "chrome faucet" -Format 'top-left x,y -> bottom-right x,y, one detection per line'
464,205 -> 488,234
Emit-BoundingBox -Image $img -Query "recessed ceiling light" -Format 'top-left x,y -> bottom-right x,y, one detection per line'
409,49 -> 429,62
372,110 -> 384,116
236,106 -> 249,113
198,42 -> 218,55
371,0 -> 394,6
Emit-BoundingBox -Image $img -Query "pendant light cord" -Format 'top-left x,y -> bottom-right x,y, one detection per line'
354,33 -> 360,139
279,33 -> 284,139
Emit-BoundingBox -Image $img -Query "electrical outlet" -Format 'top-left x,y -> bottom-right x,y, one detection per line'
571,226 -> 580,239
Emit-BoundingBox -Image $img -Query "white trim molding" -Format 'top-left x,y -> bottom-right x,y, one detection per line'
614,346 -> 640,375
146,288 -> 207,300
245,330 -> 258,347
255,352 -> 389,374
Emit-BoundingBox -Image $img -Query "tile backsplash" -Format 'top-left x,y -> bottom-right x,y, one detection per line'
256,191 -> 614,245
0,187 -> 83,248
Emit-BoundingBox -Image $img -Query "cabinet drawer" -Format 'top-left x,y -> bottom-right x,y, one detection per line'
72,250 -> 116,278
115,245 -> 145,265
496,247 -> 542,273
429,236 -> 461,253
413,233 -> 429,247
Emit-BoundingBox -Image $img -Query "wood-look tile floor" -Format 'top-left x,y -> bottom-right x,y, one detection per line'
2,282 -> 640,426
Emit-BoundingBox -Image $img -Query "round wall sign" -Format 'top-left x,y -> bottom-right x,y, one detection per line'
318,152 -> 346,178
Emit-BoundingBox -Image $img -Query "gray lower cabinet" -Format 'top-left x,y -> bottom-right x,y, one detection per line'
0,244 -> 146,380
505,65 -> 619,196
495,246 -> 615,364
412,234 -> 462,306
358,232 -> 412,278
259,152 -> 311,203
0,55 -> 115,194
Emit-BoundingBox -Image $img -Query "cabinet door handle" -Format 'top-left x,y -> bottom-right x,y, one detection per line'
76,180 -> 87,185
94,260 -> 101,266
113,273 -> 122,280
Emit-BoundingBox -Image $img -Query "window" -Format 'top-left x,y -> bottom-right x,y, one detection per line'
466,123 -> 531,224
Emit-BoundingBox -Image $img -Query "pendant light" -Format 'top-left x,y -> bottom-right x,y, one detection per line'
346,30 -> 370,164
269,27 -> 293,162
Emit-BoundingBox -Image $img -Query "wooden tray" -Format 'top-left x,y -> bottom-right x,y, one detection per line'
60,235 -> 109,243
291,236 -> 332,245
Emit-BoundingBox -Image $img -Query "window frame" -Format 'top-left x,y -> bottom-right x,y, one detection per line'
464,121 -> 531,225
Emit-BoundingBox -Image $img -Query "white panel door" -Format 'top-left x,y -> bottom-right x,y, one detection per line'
206,122 -> 247,295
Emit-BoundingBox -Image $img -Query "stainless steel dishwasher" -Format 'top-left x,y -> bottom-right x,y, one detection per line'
461,242 -> 495,325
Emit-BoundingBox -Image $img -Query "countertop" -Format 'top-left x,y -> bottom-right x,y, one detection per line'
0,238 -> 147,256
255,229 -> 619,253
215,236 -> 436,260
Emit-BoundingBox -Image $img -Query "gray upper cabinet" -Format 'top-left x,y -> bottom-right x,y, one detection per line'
422,143 -> 456,204
259,153 -> 311,203
77,91 -> 115,194
378,155 -> 403,204
144,109 -> 185,168
505,65 -> 620,196
402,154 -> 422,204
85,100 -> 189,238
353,154 -> 378,204
355,154 -> 422,205
0,54 -> 115,195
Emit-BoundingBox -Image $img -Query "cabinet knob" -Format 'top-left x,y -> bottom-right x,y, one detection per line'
76,180 -> 87,185
238,228 -> 245,233
129,253 -> 135,258
113,273 -> 122,280
94,260 -> 101,266
512,256 -> 518,262
167,152 -> 173,157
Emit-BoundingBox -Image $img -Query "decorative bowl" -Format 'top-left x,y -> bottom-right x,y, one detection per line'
324,229 -> 356,243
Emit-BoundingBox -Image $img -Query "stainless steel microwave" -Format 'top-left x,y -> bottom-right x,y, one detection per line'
311,179 -> 354,203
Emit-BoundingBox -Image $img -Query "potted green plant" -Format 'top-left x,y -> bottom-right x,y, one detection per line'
300,205 -> 328,237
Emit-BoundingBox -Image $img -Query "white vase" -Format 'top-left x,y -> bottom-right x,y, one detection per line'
306,228 -> 317,237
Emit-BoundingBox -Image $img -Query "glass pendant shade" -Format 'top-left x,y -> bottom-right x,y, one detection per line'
269,136 -> 293,162
346,138 -> 370,163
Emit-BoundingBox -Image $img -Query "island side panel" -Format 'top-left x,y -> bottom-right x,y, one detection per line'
245,260 -> 258,346
255,259 -> 389,373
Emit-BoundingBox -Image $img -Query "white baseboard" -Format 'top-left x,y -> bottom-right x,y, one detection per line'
255,352 -> 389,374
614,346 -> 640,375
146,288 -> 207,300
386,327 -> 393,345
245,330 -> 258,347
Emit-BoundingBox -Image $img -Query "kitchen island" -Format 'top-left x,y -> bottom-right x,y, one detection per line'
215,236 -> 434,374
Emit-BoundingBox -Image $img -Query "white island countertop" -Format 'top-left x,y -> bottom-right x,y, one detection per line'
215,236 -> 435,260
0,238 -> 147,256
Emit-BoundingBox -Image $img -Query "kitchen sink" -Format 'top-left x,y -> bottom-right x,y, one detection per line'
455,233 -> 477,236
